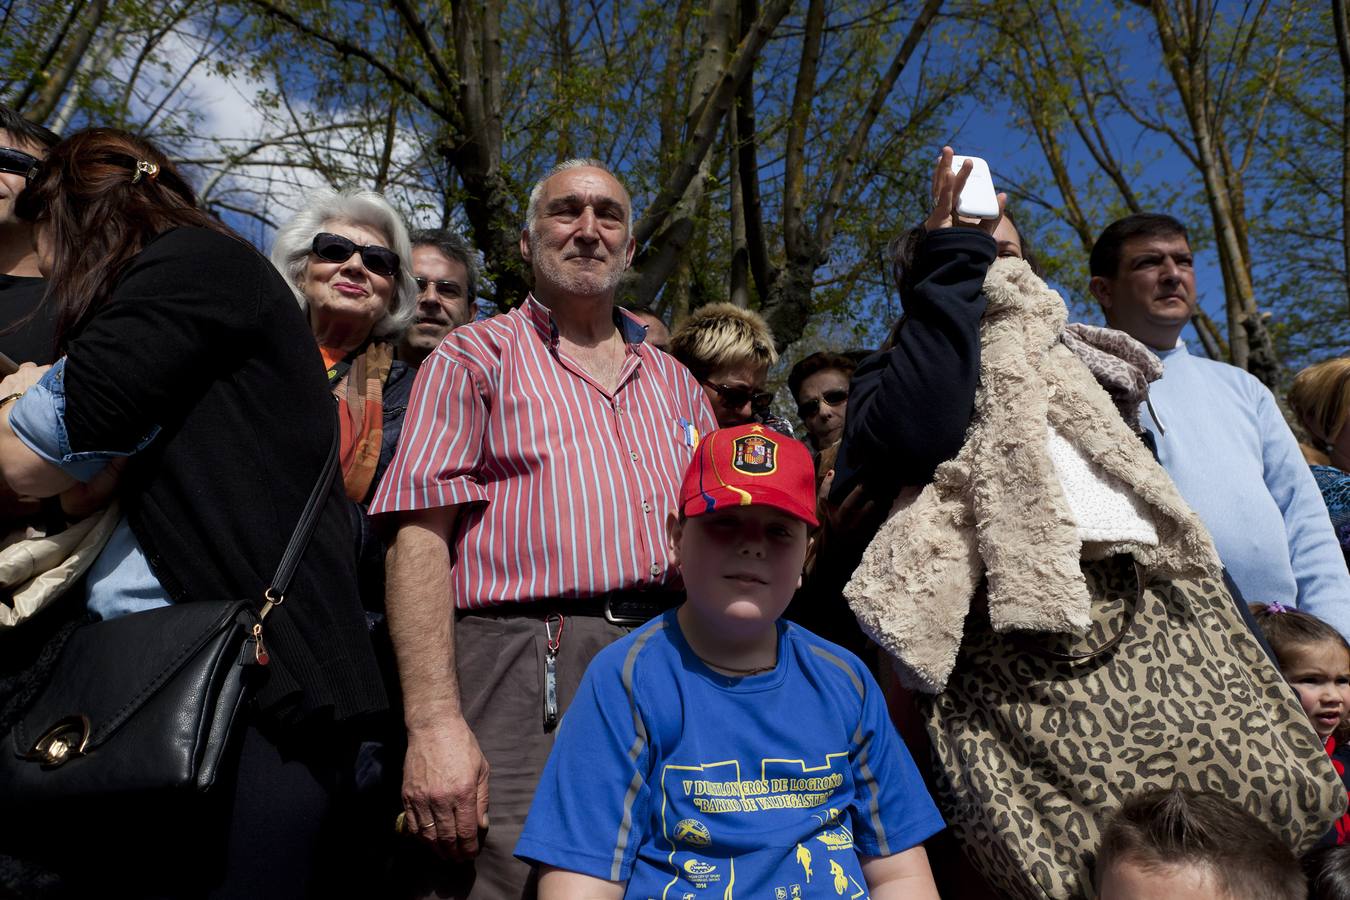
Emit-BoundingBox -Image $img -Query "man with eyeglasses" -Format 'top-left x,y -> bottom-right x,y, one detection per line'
370,159 -> 716,899
396,228 -> 481,368
0,105 -> 59,366
788,351 -> 858,458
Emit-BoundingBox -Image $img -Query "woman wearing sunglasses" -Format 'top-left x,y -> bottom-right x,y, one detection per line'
0,129 -> 385,894
269,190 -> 417,514
669,301 -> 793,435
0,104 -> 59,367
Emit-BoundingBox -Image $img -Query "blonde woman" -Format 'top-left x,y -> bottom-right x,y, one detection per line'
670,302 -> 791,433
1290,357 -> 1350,562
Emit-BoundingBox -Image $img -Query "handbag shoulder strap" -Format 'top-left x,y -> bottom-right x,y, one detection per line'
263,431 -> 340,612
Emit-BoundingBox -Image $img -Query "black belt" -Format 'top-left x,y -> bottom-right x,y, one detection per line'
459,590 -> 684,626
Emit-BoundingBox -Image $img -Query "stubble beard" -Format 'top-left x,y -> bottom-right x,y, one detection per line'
529,230 -> 626,299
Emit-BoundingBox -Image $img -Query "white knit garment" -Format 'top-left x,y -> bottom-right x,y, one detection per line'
1047,425 -> 1159,546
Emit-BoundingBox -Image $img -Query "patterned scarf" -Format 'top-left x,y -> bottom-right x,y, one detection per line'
327,341 -> 393,503
1061,323 -> 1163,431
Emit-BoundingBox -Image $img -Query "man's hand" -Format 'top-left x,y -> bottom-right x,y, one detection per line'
923,146 -> 1007,236
384,506 -> 488,859
402,716 -> 490,860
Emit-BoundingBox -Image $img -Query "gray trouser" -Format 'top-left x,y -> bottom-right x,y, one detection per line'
401,611 -> 629,900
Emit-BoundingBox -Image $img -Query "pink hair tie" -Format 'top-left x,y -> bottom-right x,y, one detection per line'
1269,601 -> 1288,614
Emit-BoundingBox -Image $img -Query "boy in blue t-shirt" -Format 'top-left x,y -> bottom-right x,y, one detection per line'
516,424 -> 944,899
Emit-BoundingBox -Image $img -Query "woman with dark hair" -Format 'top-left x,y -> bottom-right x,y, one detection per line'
0,128 -> 384,896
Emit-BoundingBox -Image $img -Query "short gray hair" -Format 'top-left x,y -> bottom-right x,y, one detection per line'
524,158 -> 631,237
269,188 -> 417,341
411,228 -> 481,309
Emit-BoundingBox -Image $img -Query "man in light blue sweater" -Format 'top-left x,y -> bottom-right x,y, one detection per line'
1088,213 -> 1350,637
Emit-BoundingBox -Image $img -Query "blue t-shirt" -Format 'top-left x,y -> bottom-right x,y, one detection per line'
516,610 -> 943,898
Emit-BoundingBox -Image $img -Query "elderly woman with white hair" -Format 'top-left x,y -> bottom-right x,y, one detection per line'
271,189 -> 418,506
269,189 -> 419,873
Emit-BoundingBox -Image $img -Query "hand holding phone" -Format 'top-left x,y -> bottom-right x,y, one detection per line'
924,147 -> 1008,234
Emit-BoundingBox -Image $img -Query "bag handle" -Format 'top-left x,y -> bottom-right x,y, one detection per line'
270,431 -> 341,602
1025,561 -> 1144,663
256,431 -> 340,629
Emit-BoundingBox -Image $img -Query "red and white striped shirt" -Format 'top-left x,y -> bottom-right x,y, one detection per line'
369,296 -> 717,609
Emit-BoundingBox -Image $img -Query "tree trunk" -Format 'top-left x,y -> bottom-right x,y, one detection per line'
735,0 -> 771,299
440,0 -> 526,308
1148,0 -> 1269,378
7,0 -> 85,112
1335,0 -> 1350,314
624,0 -> 735,307
631,0 -> 792,247
555,0 -> 573,160
728,113 -> 751,308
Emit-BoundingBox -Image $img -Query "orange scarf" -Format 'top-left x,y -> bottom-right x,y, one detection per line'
323,342 -> 393,503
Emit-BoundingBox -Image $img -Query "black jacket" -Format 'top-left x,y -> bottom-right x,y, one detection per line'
830,228 -> 996,506
62,227 -> 386,727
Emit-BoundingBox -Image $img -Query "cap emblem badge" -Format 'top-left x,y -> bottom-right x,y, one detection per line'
732,434 -> 776,475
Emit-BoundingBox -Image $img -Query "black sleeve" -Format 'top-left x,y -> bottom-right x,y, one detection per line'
829,227 -> 995,504
61,228 -> 261,454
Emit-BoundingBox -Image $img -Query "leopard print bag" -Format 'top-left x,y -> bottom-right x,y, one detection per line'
922,555 -> 1346,900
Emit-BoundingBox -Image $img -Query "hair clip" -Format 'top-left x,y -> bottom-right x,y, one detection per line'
132,160 -> 160,184
1269,601 -> 1288,614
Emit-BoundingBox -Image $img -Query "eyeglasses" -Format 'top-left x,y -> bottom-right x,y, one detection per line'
310,232 -> 400,277
0,147 -> 39,181
702,380 -> 773,413
414,276 -> 461,296
796,389 -> 849,420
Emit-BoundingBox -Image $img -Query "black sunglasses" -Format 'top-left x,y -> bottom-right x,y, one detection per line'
796,388 -> 849,420
702,380 -> 773,413
310,232 -> 400,277
414,276 -> 461,296
0,147 -> 39,180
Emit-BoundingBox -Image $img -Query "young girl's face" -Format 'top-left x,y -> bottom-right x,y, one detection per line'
1285,639 -> 1350,740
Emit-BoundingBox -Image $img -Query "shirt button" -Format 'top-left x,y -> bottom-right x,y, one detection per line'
630,451 -> 639,462
649,563 -> 661,577
642,501 -> 652,513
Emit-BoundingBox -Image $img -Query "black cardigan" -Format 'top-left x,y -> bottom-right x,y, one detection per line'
61,227 -> 386,727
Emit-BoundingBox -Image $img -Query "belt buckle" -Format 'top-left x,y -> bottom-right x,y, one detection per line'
603,595 -> 649,627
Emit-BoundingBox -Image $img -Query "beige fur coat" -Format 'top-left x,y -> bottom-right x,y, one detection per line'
844,258 -> 1221,693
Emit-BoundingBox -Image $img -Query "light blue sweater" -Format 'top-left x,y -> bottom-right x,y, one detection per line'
1141,341 -> 1350,636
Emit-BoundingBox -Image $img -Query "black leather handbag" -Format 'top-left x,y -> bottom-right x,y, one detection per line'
0,435 -> 338,804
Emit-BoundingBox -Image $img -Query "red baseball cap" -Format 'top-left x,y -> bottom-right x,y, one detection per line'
679,424 -> 819,526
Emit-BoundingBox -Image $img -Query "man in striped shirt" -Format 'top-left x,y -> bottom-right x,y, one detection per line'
369,159 -> 717,899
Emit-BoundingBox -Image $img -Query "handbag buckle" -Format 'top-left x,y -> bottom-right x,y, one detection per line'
24,715 -> 91,767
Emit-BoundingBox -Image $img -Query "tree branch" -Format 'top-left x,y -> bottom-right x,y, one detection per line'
815,0 -> 943,250
245,0 -> 458,124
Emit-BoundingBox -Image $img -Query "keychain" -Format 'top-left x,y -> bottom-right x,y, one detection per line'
544,614 -> 564,729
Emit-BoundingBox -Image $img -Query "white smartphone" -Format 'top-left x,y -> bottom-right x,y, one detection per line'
950,155 -> 1000,220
